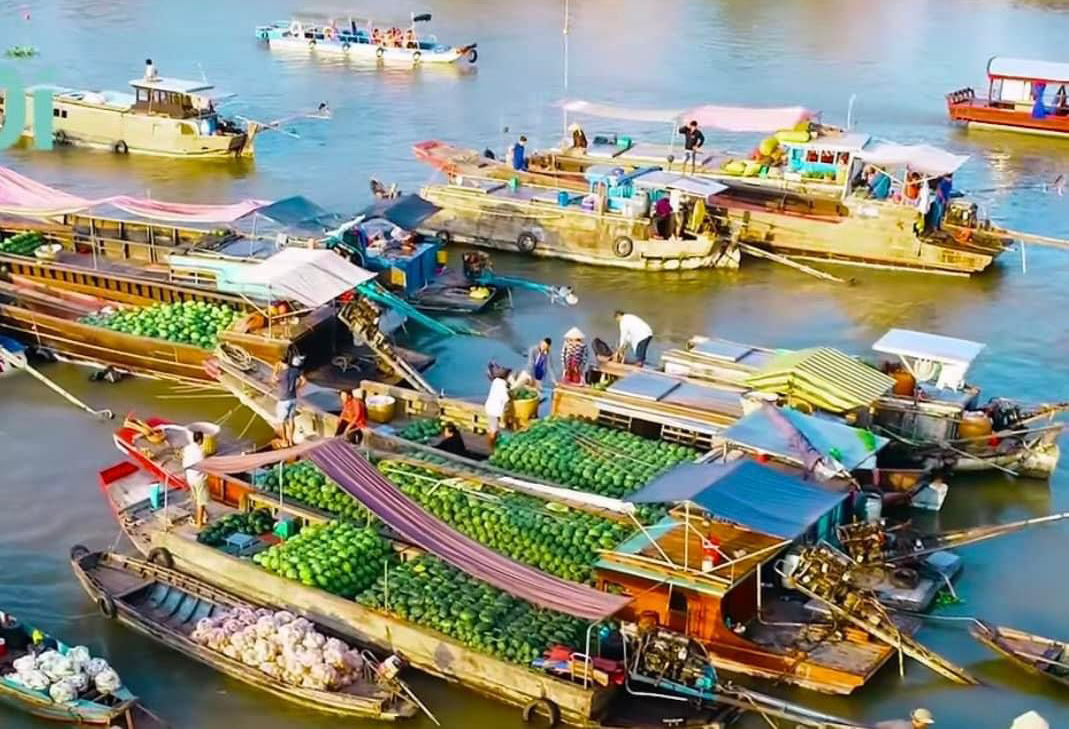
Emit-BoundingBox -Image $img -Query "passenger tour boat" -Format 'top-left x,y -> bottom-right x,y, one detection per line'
256,13 -> 477,65
947,57 -> 1069,138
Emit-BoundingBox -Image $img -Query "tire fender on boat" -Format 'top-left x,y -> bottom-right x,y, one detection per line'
260,30 -> 269,41
342,42 -> 351,51
148,547 -> 175,570
891,566 -> 919,589
54,130 -> 69,146
516,231 -> 539,253
97,595 -> 116,619
435,230 -> 452,245
412,50 -> 422,64
69,544 -> 89,562
309,39 -> 317,48
522,698 -> 560,727
612,235 -> 634,258
467,48 -> 478,63
113,140 -> 128,155
376,46 -> 385,59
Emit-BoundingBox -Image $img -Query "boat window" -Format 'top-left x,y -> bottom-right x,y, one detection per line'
179,123 -> 196,136
136,88 -> 149,102
669,589 -> 687,613
53,108 -> 59,117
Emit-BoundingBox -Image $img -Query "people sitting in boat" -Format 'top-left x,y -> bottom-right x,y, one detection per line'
0,611 -> 30,652
335,389 -> 367,442
866,166 -> 892,200
371,27 -> 383,45
29,628 -> 58,655
652,195 -> 673,239
904,171 -> 921,202
389,27 -> 403,47
511,135 -> 528,171
404,28 -> 418,49
436,422 -> 471,458
565,122 -> 588,152
144,57 -> 158,81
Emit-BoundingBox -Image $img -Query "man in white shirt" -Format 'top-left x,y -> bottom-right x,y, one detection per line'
182,431 -> 209,527
144,58 -> 158,81
614,310 -> 654,367
484,366 -> 512,447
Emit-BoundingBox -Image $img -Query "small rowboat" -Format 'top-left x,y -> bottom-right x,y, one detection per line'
0,614 -> 167,727
971,621 -> 1069,686
70,548 -> 421,721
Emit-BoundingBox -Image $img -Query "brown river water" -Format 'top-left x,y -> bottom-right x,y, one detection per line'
3,0 -> 1069,726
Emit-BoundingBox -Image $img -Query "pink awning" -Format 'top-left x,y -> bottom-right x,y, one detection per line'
560,99 -> 817,133
0,167 -> 270,222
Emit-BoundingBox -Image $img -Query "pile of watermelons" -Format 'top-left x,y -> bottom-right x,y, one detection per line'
357,554 -> 588,665
197,508 -> 275,546
255,461 -> 371,523
397,419 -> 443,444
0,232 -> 43,256
252,521 -> 392,598
489,417 -> 699,499
79,300 -> 238,349
379,461 -> 630,584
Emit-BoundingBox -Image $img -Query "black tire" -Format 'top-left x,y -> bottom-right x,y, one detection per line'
522,698 -> 560,727
260,31 -> 268,41
412,51 -> 422,64
147,547 -> 174,570
612,236 -> 634,258
97,595 -> 116,619
113,140 -> 128,155
376,47 -> 385,59
467,48 -> 478,64
891,567 -> 919,590
435,230 -> 452,245
342,42 -> 351,51
53,130 -> 69,146
69,544 -> 90,562
516,232 -> 538,253
309,39 -> 316,48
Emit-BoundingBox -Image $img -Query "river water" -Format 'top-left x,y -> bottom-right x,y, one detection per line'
2,0 -> 1069,727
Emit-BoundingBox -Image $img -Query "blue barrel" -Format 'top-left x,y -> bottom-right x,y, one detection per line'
557,190 -> 570,207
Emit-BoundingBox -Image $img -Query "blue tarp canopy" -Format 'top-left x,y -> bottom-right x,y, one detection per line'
721,407 -> 887,471
358,194 -> 441,231
628,459 -> 849,540
253,195 -> 347,235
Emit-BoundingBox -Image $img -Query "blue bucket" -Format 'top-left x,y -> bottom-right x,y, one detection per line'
557,190 -> 570,207
149,484 -> 164,510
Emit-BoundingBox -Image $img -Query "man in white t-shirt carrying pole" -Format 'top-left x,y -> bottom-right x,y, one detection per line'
182,431 -> 209,527
614,310 -> 654,367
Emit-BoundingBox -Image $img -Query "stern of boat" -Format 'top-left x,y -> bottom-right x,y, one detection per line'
945,87 -> 977,122
1018,441 -> 1060,479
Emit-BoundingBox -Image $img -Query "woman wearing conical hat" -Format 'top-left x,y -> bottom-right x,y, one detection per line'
561,327 -> 588,385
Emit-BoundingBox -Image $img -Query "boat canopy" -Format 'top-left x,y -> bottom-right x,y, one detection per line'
872,328 -> 984,391
254,195 -> 346,235
988,56 -> 1069,84
721,407 -> 887,472
789,132 -> 870,153
228,248 -> 376,307
857,143 -> 968,177
629,459 -> 849,540
129,77 -> 215,94
746,347 -> 895,413
357,194 -> 442,231
559,99 -> 817,133
631,170 -> 728,198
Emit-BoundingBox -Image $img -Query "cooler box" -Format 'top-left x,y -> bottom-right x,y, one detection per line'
223,533 -> 260,557
274,517 -> 300,540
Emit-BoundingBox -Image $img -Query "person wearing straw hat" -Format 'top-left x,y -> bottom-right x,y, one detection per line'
565,123 -> 588,152
1010,712 -> 1048,729
876,708 -> 934,729
561,327 -> 589,385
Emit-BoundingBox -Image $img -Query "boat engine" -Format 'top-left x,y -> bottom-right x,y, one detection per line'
624,623 -> 717,700
985,397 -> 1025,431
945,200 -> 978,228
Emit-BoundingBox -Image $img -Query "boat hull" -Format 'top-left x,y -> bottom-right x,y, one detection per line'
970,622 -> 1069,687
947,95 -> 1069,139
257,27 -> 474,65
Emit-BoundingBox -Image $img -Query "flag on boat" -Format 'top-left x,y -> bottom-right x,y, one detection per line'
559,99 -> 817,133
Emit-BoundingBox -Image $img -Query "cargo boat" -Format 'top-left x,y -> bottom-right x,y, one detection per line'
947,57 -> 1069,139
69,549 -> 420,720
1,72 -> 257,158
255,12 -> 477,66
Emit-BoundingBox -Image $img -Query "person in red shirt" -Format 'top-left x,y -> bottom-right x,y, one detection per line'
335,389 -> 367,440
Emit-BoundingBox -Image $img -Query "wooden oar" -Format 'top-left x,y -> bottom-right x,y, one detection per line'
0,348 -> 114,420
888,511 -> 1069,562
735,242 -> 849,284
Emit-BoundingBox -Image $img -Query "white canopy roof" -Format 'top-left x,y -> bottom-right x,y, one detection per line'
230,248 -> 376,307
631,170 -> 728,197
872,329 -> 985,368
559,99 -> 817,133
129,77 -> 214,94
858,143 -> 969,177
988,56 -> 1069,84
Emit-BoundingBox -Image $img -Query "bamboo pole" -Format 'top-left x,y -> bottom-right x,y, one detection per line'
735,242 -> 848,283
0,348 -> 114,419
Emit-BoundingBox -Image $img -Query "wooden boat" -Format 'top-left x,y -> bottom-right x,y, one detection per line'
414,142 -> 741,271
0,613 -> 167,727
3,70 -> 257,158
0,334 -> 26,377
971,621 -> 1069,685
947,57 -> 1069,139
69,549 -> 419,720
256,12 -> 477,65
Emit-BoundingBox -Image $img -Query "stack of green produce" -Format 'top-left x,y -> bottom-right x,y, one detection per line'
78,300 -> 237,349
252,521 -> 393,598
197,508 -> 275,546
357,555 -> 589,665
0,232 -> 43,256
254,461 -> 371,522
379,461 -> 630,584
488,417 -> 699,499
397,419 -> 443,444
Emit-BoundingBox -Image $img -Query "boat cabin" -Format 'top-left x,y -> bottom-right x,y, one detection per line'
872,328 -> 984,394
130,77 -> 230,121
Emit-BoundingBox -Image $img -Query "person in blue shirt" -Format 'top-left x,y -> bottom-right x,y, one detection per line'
511,135 -> 528,171
866,166 -> 892,200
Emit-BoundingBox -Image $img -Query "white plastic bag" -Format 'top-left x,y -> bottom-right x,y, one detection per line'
94,667 -> 121,694
84,658 -> 109,678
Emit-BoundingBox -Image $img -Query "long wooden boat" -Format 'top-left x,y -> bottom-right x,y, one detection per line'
0,613 -> 167,727
3,71 -> 256,158
970,621 -> 1069,685
417,127 -> 1011,276
947,57 -> 1069,139
69,549 -> 419,720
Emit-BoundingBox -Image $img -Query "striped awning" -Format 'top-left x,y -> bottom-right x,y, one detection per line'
745,347 -> 894,413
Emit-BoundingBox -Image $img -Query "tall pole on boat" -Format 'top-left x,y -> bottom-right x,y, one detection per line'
562,0 -> 570,134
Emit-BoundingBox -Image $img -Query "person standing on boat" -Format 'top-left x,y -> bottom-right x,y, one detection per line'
143,58 -> 158,81
561,328 -> 589,385
511,136 -> 528,171
183,431 -> 209,528
272,353 -> 307,446
677,120 -> 705,174
614,310 -> 654,367
565,123 -> 588,152
484,363 -> 512,448
866,166 -> 892,200
523,337 -> 557,390
876,708 -> 934,729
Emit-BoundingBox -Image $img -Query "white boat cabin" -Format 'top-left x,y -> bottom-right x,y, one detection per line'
872,328 -> 985,392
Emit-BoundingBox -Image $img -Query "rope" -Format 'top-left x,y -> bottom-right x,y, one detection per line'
218,342 -> 254,372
